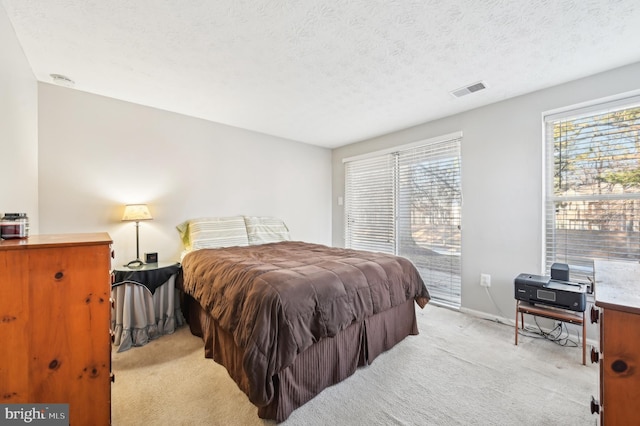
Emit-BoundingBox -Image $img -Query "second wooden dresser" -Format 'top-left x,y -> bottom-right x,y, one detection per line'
0,233 -> 113,425
591,260 -> 640,424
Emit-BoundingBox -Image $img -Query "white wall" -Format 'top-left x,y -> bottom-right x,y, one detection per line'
38,84 -> 332,265
0,6 -> 38,232
332,62 -> 640,333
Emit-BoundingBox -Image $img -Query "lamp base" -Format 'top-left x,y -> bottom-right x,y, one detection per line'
124,259 -> 144,268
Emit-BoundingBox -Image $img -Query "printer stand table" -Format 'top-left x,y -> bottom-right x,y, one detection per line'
515,300 -> 586,365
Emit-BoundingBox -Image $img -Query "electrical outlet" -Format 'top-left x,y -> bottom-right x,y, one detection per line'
480,273 -> 491,287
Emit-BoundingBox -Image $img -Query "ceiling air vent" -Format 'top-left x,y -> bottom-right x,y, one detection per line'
450,81 -> 486,98
50,73 -> 75,87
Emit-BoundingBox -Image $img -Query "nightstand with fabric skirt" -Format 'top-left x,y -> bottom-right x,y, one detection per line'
111,262 -> 183,352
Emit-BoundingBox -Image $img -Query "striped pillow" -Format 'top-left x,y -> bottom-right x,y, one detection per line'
244,216 -> 290,245
180,216 -> 249,250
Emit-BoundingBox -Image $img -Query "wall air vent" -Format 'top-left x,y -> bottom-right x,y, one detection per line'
450,81 -> 486,98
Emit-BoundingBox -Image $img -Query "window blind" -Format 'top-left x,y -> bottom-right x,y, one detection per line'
344,135 -> 462,307
544,97 -> 640,281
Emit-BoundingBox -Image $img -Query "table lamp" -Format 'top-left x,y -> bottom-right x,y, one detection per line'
122,204 -> 153,267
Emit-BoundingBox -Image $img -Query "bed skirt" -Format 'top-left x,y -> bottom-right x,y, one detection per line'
182,294 -> 419,422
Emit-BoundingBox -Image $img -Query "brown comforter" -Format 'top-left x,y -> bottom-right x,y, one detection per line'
180,241 -> 429,407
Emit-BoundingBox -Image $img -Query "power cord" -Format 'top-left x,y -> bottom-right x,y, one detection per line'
482,285 -> 511,326
518,316 -> 580,348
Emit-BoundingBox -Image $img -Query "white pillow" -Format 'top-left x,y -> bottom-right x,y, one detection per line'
244,216 -> 290,245
177,216 -> 249,251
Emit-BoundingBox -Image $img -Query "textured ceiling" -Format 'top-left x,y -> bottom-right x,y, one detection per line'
3,0 -> 640,148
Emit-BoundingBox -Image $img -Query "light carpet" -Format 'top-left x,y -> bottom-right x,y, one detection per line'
111,304 -> 598,425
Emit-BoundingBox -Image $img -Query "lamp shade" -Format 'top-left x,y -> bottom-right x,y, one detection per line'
122,204 -> 153,221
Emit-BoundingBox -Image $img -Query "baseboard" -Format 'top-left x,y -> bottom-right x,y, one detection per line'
459,306 -> 513,326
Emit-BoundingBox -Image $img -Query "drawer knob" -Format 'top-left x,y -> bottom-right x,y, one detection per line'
590,306 -> 600,324
110,372 -> 116,383
590,396 -> 600,414
590,346 -> 600,364
612,359 -> 628,373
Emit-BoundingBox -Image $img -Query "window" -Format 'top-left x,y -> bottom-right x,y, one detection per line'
344,133 -> 462,307
544,96 -> 640,282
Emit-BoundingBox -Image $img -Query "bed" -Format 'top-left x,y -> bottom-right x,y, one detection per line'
176,216 -> 430,422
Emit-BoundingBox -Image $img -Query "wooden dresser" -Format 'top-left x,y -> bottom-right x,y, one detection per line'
591,260 -> 640,424
0,233 -> 113,425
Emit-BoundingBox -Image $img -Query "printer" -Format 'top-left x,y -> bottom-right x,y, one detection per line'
514,264 -> 587,312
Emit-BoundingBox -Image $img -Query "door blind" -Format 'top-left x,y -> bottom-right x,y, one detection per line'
397,140 -> 462,306
345,154 -> 396,254
344,135 -> 462,307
